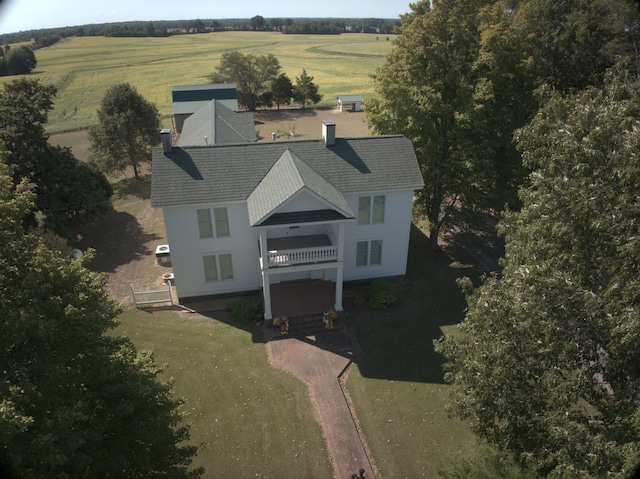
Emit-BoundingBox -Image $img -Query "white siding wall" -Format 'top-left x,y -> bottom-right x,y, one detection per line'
342,189 -> 414,281
162,188 -> 415,298
162,201 -> 261,298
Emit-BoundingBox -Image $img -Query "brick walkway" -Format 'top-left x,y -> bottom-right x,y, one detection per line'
266,329 -> 375,479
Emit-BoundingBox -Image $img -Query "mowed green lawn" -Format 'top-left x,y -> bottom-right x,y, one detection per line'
115,310 -> 333,478
2,32 -> 395,134
346,223 -> 480,478
114,240 -> 479,479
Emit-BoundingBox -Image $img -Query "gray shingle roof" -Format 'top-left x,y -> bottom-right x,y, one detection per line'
151,135 -> 424,209
178,101 -> 257,146
171,84 -> 239,115
172,83 -> 237,102
246,149 -> 354,226
337,95 -> 363,103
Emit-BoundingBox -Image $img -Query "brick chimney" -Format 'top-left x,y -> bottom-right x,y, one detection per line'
160,128 -> 172,153
322,120 -> 336,147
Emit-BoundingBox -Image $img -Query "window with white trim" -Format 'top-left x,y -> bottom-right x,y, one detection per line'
214,207 -> 229,237
355,240 -> 383,267
197,207 -> 230,239
357,195 -> 385,225
203,253 -> 234,282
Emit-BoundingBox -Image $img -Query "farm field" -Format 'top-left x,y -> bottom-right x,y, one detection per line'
3,31 -> 396,134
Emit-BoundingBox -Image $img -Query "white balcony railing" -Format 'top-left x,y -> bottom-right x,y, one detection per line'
268,245 -> 338,267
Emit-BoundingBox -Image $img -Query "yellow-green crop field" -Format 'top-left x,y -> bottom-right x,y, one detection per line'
2,32 -> 396,134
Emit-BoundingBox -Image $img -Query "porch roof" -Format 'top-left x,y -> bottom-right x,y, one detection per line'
246,149 -> 354,227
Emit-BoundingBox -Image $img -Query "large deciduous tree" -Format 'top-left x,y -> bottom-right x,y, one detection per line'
0,79 -> 112,235
511,0 -> 638,92
89,82 -> 160,180
1,45 -> 37,76
208,51 -> 281,111
0,151 -> 202,479
366,0 -> 535,250
435,69 -> 640,477
249,15 -> 266,31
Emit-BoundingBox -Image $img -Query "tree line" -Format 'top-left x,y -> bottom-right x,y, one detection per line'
366,0 -> 640,477
0,17 -> 400,45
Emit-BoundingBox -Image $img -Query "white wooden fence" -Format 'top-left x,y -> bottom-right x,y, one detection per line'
131,283 -> 174,308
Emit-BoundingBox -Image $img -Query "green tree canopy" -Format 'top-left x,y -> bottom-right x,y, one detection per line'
293,69 -> 322,108
249,15 -> 266,31
208,51 -> 281,111
0,152 -> 201,478
271,72 -> 294,110
1,45 -> 37,76
366,0 -> 535,250
89,82 -> 161,180
0,79 -> 112,235
37,145 -> 113,233
511,0 -> 638,92
435,69 -> 640,477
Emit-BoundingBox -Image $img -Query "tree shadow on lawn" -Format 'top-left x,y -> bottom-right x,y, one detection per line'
350,224 -> 482,385
111,174 -> 152,201
72,208 -> 160,273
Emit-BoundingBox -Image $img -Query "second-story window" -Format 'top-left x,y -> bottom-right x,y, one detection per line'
197,209 -> 213,238
357,195 -> 385,225
214,207 -> 230,237
197,207 -> 230,239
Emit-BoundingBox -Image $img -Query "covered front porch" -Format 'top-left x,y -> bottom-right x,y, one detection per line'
270,279 -> 335,318
258,224 -> 346,320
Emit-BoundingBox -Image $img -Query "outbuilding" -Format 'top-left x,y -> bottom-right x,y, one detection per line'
172,83 -> 239,132
336,95 -> 363,112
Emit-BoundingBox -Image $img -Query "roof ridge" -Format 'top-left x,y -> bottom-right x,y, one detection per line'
172,134 -> 408,151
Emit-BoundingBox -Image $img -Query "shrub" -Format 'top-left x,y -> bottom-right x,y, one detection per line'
368,279 -> 397,310
228,297 -> 263,322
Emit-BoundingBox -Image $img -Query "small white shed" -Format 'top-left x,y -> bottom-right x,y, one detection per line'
337,95 -> 363,112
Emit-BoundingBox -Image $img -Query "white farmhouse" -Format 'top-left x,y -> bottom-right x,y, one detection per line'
151,121 -> 423,319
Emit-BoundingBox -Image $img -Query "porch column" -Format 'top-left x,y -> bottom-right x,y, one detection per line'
334,263 -> 344,312
259,228 -> 269,269
262,271 -> 273,320
337,222 -> 345,262
259,228 -> 272,319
